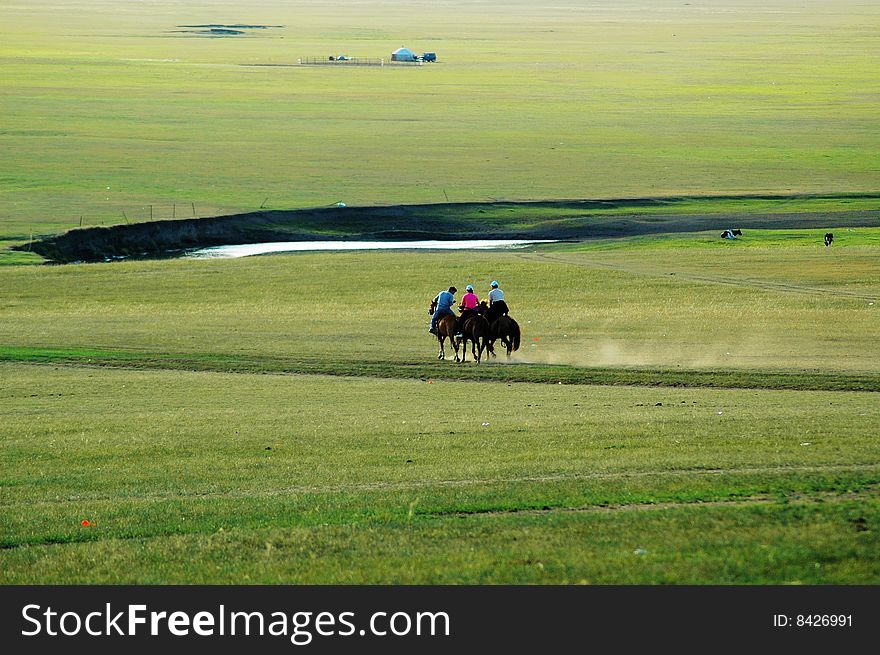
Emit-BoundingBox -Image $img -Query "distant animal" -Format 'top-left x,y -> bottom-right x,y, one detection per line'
824,232 -> 834,247
721,229 -> 742,240
429,298 -> 460,362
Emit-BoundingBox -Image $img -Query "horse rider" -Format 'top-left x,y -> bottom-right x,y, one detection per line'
429,286 -> 457,334
455,284 -> 480,337
485,280 -> 509,323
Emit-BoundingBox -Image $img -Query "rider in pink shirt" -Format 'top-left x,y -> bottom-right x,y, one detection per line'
461,287 -> 479,310
455,285 -> 480,337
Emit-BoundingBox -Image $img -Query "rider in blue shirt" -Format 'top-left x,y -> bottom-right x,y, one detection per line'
429,286 -> 457,334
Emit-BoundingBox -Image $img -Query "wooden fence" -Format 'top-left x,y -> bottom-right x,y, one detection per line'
298,57 -> 423,67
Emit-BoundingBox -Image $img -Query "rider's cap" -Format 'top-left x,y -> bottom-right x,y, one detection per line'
466,284 -> 474,292
490,280 -> 499,288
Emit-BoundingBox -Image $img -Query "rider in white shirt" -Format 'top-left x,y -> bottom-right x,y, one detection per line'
486,280 -> 509,322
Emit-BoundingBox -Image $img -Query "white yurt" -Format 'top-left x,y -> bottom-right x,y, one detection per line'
391,47 -> 416,62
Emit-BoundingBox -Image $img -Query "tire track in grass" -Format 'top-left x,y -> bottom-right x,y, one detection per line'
519,252 -> 879,302
2,348 -> 878,391
4,463 -> 878,509
439,487 -> 880,518
2,484 -> 877,552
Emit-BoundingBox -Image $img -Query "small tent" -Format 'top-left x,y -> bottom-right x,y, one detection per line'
391,47 -> 416,62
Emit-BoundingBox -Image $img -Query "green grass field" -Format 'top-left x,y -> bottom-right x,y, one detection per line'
1,238 -> 878,583
2,363 -> 878,583
1,244 -> 877,373
1,0 -> 879,584
1,0 -> 879,241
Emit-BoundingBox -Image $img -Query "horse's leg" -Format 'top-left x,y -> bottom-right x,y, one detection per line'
491,324 -> 501,357
453,335 -> 460,362
460,337 -> 468,363
438,334 -> 445,360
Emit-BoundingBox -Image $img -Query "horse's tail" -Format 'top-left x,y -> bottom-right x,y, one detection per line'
511,321 -> 521,352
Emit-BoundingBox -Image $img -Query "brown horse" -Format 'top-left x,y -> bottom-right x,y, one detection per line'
457,310 -> 490,363
429,299 -> 460,362
478,301 -> 521,358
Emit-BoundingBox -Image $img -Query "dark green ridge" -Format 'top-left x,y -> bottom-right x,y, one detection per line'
2,346 -> 877,392
17,193 -> 880,263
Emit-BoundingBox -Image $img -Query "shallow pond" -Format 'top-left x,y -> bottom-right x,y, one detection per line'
185,239 -> 555,259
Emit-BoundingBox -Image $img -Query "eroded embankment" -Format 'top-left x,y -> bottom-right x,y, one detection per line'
19,194 -> 880,263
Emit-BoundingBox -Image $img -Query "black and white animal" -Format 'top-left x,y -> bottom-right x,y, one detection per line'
824,232 -> 834,247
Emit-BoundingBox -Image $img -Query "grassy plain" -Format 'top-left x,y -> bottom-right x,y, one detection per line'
1,234 -> 878,583
2,363 -> 878,583
0,245 -> 877,373
1,0 -> 879,241
1,0 -> 879,584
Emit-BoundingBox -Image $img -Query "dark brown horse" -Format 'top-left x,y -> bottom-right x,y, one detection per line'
478,301 -> 521,358
429,299 -> 460,362
457,310 -> 490,363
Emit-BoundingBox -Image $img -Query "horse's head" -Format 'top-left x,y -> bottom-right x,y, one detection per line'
429,298 -> 437,315
477,300 -> 489,315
